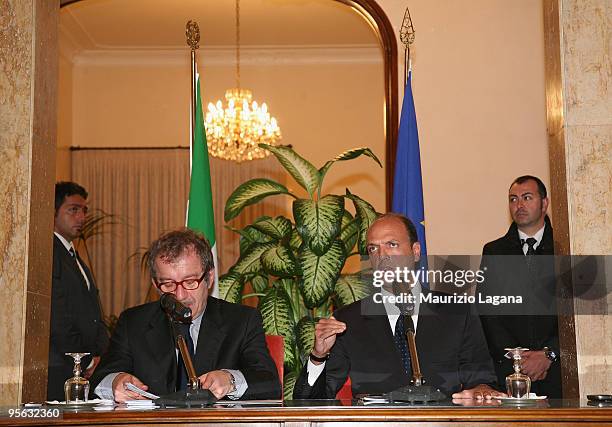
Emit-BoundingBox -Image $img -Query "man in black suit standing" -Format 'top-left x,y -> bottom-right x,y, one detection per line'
479,175 -> 561,398
48,182 -> 109,400
90,229 -> 280,402
293,213 -> 503,400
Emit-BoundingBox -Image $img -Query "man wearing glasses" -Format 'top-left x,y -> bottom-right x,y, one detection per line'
91,229 -> 280,402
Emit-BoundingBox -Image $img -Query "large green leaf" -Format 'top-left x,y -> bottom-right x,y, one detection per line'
249,275 -> 269,293
225,178 -> 291,221
296,316 -> 316,356
252,216 -> 293,241
227,223 -> 275,256
345,190 -> 378,255
259,144 -> 320,197
232,243 -> 275,275
298,240 -> 346,308
218,271 -> 244,304
334,274 -> 373,307
275,278 -> 307,324
289,227 -> 303,252
283,371 -> 297,401
259,286 -> 297,369
261,244 -> 299,277
339,210 -> 359,254
293,195 -> 344,256
318,147 -> 382,185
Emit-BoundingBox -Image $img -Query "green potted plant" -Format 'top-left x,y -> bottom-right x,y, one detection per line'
220,144 -> 381,398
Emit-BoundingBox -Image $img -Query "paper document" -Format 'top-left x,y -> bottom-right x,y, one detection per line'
125,382 -> 160,400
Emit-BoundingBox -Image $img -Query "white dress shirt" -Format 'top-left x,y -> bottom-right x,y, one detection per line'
306,283 -> 422,386
518,225 -> 545,255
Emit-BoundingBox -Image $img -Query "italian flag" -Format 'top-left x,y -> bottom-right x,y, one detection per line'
187,71 -> 218,296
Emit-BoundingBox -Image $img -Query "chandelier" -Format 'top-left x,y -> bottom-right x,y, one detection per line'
205,0 -> 281,162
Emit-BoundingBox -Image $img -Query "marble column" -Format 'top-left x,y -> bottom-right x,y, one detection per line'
544,0 -> 611,399
0,0 -> 57,405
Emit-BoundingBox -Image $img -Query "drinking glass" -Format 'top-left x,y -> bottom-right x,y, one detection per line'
64,352 -> 90,403
504,347 -> 531,398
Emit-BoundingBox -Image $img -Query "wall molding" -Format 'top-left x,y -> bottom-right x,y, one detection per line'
69,44 -> 383,67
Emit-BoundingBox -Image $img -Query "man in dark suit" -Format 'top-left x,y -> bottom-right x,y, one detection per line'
90,229 -> 280,402
48,182 -> 109,400
293,213 -> 502,400
479,176 -> 561,398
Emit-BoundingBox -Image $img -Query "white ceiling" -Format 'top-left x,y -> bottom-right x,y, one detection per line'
60,0 -> 380,51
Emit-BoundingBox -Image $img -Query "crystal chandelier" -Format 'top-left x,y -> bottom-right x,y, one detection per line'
205,0 -> 281,162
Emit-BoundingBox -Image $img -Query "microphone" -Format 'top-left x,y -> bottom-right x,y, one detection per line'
160,293 -> 192,323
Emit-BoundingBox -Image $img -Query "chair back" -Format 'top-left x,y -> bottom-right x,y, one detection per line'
336,377 -> 352,399
265,335 -> 284,397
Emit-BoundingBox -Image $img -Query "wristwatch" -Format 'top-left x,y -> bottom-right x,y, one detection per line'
223,370 -> 237,393
309,352 -> 330,363
543,347 -> 558,362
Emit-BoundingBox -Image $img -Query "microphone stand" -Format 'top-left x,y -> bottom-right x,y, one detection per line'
155,312 -> 217,407
170,320 -> 200,391
387,283 -> 446,404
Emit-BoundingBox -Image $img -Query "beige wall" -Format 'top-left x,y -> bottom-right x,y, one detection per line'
60,0 -> 550,258
384,0 -> 550,254
66,50 -> 387,214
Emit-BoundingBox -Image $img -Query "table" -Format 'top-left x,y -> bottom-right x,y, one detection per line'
1,399 -> 611,426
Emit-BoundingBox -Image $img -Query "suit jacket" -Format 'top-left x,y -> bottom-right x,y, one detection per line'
293,293 -> 497,398
479,217 -> 562,398
48,235 -> 109,400
90,297 -> 281,400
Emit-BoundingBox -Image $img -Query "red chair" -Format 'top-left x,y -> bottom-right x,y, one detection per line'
336,377 -> 352,399
265,335 -> 284,397
265,335 -> 352,400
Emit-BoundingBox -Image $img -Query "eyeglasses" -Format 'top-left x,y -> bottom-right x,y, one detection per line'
155,272 -> 207,293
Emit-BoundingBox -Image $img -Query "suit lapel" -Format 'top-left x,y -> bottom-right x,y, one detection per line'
75,252 -> 101,300
144,308 -> 177,388
55,237 -> 92,293
193,298 -> 227,374
361,297 -> 408,378
502,223 -> 525,255
415,301 -> 434,350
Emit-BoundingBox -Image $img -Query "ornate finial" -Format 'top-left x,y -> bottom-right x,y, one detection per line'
186,20 -> 200,50
399,7 -> 415,47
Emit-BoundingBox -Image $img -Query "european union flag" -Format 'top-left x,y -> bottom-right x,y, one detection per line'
392,70 -> 427,272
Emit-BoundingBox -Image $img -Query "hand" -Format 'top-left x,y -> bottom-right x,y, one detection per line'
199,370 -> 235,399
312,317 -> 346,364
112,373 -> 149,403
521,350 -> 551,381
452,384 -> 506,401
83,356 -> 100,379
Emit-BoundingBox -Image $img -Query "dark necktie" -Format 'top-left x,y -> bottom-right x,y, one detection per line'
523,237 -> 537,255
176,322 -> 195,391
394,313 -> 412,377
522,237 -> 537,271
69,247 -> 90,290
